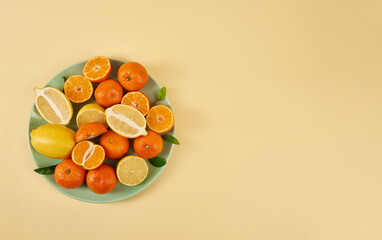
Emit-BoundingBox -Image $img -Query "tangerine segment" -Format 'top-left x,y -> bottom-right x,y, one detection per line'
121,91 -> 150,116
146,105 -> 174,133
75,122 -> 108,143
116,156 -> 148,186
83,56 -> 111,82
64,75 -> 93,103
105,104 -> 147,138
34,87 -> 73,125
72,141 -> 105,170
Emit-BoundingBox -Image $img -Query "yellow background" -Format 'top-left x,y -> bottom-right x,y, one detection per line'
1,0 -> 382,239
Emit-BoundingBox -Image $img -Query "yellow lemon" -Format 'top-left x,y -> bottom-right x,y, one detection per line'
76,103 -> 107,128
34,87 -> 73,125
116,156 -> 148,186
30,124 -> 76,159
105,104 -> 147,138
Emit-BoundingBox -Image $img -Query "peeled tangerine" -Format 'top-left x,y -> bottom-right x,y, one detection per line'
30,124 -> 76,159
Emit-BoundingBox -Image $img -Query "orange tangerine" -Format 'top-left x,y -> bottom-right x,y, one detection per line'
121,91 -> 150,116
146,105 -> 174,133
72,141 -> 105,170
83,56 -> 111,82
75,122 -> 108,143
64,75 -> 93,103
86,164 -> 117,194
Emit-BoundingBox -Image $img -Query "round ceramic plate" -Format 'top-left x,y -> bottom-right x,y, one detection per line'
28,59 -> 174,203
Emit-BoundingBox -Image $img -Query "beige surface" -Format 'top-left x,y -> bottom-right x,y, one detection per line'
1,0 -> 382,239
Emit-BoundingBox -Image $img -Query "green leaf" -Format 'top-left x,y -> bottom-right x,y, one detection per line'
149,157 -> 167,167
34,165 -> 57,175
157,87 -> 167,101
63,76 -> 67,81
163,135 -> 180,145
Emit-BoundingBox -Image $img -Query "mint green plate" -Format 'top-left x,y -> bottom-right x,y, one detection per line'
28,59 -> 174,203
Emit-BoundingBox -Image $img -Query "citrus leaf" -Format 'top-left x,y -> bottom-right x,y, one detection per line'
163,135 -> 180,145
157,87 -> 166,101
63,76 -> 67,81
34,165 -> 57,175
149,157 -> 167,167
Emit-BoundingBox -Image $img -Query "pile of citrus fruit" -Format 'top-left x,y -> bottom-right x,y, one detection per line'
30,56 -> 178,195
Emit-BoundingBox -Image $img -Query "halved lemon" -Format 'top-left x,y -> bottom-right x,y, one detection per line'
76,103 -> 107,128
105,104 -> 147,138
34,87 -> 73,125
116,155 -> 148,186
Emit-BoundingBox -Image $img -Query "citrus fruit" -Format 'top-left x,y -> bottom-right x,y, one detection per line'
30,124 -> 76,159
71,141 -> 105,170
116,156 -> 148,186
146,105 -> 175,133
86,164 -> 118,194
63,75 -> 93,103
133,130 -> 163,159
118,62 -> 148,91
105,104 -> 147,138
100,130 -> 129,160
94,80 -> 123,108
34,87 -> 73,125
76,103 -> 107,128
75,122 -> 108,143
121,91 -> 150,116
82,56 -> 111,82
54,159 -> 86,189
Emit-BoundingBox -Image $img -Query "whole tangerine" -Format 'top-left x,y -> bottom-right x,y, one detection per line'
100,130 -> 130,160
54,159 -> 86,189
133,130 -> 163,159
118,62 -> 148,91
94,80 -> 123,108
86,164 -> 118,194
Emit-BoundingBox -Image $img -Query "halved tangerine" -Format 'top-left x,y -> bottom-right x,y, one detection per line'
121,91 -> 150,116
83,56 -> 111,82
64,75 -> 93,103
72,141 -> 105,170
146,105 -> 174,133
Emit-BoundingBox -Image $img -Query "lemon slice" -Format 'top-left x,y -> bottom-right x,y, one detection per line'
116,156 -> 148,186
76,103 -> 107,128
105,104 -> 147,138
34,87 -> 73,125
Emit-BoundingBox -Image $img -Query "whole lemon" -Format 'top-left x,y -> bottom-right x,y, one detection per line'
30,124 -> 76,159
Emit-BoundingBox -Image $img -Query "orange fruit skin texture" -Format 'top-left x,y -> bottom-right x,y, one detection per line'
54,159 -> 87,189
95,80 -> 124,108
133,130 -> 163,159
118,62 -> 148,91
75,122 -> 108,143
86,164 -> 117,194
100,130 -> 129,160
